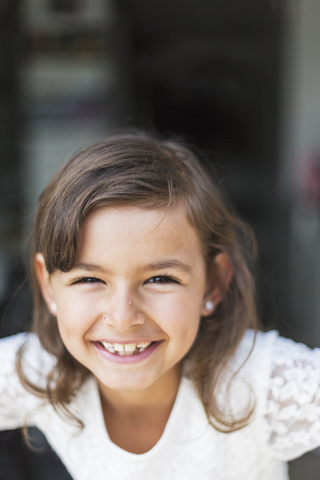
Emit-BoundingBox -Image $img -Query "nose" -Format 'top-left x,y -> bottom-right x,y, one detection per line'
103,289 -> 146,330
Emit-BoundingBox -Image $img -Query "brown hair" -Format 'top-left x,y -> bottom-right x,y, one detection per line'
17,131 -> 258,431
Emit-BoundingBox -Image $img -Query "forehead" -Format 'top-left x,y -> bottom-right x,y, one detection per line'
78,205 -> 204,264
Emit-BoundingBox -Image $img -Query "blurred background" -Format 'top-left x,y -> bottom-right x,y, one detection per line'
1,0 -> 320,478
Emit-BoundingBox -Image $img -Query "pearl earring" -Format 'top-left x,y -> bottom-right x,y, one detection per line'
205,300 -> 214,312
51,302 -> 57,314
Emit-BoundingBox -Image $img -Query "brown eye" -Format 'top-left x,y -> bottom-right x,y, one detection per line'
73,277 -> 104,284
146,276 -> 178,284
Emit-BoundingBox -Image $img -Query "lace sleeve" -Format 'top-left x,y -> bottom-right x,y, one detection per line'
0,333 -> 52,430
266,335 -> 320,460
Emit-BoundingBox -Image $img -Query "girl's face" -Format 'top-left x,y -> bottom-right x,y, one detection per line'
36,206 -> 224,398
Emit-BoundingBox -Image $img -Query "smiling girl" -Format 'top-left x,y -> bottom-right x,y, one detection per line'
1,131 -> 320,479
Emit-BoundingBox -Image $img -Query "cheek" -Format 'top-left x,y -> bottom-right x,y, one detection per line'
165,312 -> 201,365
55,308 -> 93,367
157,294 -> 202,343
55,295 -> 98,341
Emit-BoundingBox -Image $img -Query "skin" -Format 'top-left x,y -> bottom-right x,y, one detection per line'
35,205 -> 231,453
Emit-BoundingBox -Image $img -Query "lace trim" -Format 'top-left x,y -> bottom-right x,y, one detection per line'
266,336 -> 320,454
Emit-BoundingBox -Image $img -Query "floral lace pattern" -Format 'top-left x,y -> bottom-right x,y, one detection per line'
266,336 -> 320,459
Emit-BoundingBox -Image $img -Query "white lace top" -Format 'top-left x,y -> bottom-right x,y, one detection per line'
1,330 -> 320,480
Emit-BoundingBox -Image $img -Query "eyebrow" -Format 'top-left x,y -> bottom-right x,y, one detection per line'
72,262 -> 110,273
72,260 -> 193,274
142,260 -> 193,273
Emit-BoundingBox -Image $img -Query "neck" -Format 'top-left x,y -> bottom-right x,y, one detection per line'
98,365 -> 182,454
98,364 -> 181,415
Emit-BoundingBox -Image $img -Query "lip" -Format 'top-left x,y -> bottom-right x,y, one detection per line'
92,340 -> 161,363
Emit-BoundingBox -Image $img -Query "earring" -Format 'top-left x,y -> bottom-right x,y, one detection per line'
205,300 -> 214,312
51,302 -> 57,314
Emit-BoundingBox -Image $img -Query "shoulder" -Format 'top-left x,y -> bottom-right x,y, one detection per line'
222,330 -> 286,417
0,332 -> 56,384
231,329 -> 279,385
0,331 -> 29,351
237,329 -> 279,362
234,330 -> 320,411
0,332 -> 29,372
0,333 -> 56,429
236,329 -> 320,372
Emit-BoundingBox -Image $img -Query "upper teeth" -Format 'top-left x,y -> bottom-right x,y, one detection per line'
101,341 -> 152,355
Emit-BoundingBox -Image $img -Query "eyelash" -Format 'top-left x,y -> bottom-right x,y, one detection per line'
72,275 -> 179,285
146,275 -> 179,284
72,277 -> 103,285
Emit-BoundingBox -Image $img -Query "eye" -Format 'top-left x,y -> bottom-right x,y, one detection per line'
146,275 -> 179,284
72,277 -> 104,285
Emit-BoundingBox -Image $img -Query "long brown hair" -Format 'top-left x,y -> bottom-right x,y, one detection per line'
17,131 -> 258,431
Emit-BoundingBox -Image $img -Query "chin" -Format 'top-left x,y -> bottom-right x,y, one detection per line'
99,373 -> 156,392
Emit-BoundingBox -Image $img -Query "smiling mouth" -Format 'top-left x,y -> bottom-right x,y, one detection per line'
100,341 -> 154,356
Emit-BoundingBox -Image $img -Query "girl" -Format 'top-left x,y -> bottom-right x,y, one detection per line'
1,131 -> 320,480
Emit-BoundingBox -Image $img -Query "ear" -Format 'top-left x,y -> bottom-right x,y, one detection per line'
201,252 -> 233,316
34,253 -> 57,316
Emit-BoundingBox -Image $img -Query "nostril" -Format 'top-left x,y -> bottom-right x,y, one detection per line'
102,301 -> 147,328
